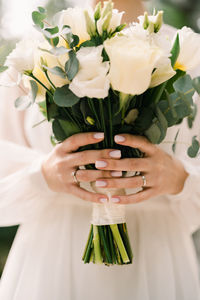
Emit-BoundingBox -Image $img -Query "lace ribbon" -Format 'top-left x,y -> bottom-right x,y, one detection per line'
90,182 -> 126,225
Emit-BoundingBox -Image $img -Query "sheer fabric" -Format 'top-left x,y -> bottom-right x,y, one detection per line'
0,26 -> 200,300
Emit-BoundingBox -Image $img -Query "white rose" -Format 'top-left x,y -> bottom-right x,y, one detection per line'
175,27 -> 200,71
104,35 -> 162,95
57,7 -> 91,43
6,39 -> 39,73
69,46 -> 110,99
97,9 -> 124,35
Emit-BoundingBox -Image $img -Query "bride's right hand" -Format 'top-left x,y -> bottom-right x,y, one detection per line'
41,132 -> 122,203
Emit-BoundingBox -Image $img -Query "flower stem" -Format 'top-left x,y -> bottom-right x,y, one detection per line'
29,74 -> 53,98
44,70 -> 56,90
88,98 -> 101,130
110,224 -> 130,264
93,225 -> 103,264
108,95 -> 113,147
99,99 -> 107,148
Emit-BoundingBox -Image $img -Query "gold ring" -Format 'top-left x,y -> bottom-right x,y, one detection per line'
142,175 -> 147,187
72,169 -> 79,184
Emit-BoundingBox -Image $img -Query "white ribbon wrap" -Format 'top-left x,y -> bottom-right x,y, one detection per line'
91,182 -> 126,225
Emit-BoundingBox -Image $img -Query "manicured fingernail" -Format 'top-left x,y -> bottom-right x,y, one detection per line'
111,197 -> 120,203
96,180 -> 107,187
95,161 -> 107,168
93,132 -> 104,139
100,198 -> 107,203
109,150 -> 121,158
111,171 -> 122,177
114,135 -> 125,143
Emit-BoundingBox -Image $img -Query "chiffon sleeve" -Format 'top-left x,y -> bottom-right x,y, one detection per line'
0,85 -> 56,226
166,89 -> 200,234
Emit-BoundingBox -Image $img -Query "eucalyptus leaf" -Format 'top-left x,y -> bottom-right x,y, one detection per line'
172,129 -> 180,153
193,77 -> 200,95
15,96 -> 32,111
32,11 -> 46,29
43,66 -> 66,79
44,27 -> 59,46
187,136 -> 200,158
145,122 -> 161,144
39,46 -> 70,56
187,103 -> 197,129
65,50 -> 79,81
30,80 -> 38,102
54,85 -> 79,107
38,7 -> 46,14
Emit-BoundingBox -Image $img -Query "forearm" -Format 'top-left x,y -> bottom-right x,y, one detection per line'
93,0 -> 145,22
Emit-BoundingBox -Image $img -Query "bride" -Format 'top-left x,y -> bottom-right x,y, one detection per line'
0,0 -> 200,299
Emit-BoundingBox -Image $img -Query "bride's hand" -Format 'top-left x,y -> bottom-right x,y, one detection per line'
41,132 -> 122,203
95,134 -> 188,204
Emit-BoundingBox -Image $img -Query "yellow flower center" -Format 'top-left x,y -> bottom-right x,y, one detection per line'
174,61 -> 186,72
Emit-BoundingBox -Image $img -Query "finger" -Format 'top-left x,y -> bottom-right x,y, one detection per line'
114,134 -> 157,156
111,188 -> 155,204
56,132 -> 104,154
95,174 -> 150,189
70,185 -> 108,203
68,148 -> 121,167
95,158 -> 150,172
76,170 -> 122,182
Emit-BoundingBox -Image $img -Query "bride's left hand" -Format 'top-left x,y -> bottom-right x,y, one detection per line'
95,134 -> 188,204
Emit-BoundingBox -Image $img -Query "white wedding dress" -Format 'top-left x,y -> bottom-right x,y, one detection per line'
0,27 -> 200,300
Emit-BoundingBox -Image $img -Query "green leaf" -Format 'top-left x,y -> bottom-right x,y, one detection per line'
52,119 -> 80,142
44,27 -> 59,46
187,103 -> 197,129
65,50 -> 79,81
172,129 -> 180,153
38,7 -> 46,14
187,136 -> 200,158
30,80 -> 38,102
79,40 -> 97,48
43,66 -> 66,78
54,84 -> 79,107
193,77 -> 200,95
170,33 -> 180,67
145,122 -> 161,144
0,66 -> 8,73
134,107 -> 154,132
39,46 -> 70,56
32,11 -> 46,29
70,35 -> 80,48
15,96 -> 31,110
155,106 -> 168,143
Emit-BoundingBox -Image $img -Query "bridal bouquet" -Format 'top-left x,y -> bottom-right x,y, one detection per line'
1,1 -> 200,265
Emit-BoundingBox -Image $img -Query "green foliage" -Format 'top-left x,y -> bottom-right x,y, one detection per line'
170,33 -> 180,67
193,77 -> 200,95
187,136 -> 200,158
52,119 -> 80,142
15,96 -> 32,110
65,50 -> 79,81
43,66 -> 67,79
30,80 -> 38,103
54,85 -> 79,107
172,129 -> 180,153
44,26 -> 59,46
32,7 -> 47,29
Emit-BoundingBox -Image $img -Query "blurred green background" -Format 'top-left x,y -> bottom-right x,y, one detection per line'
0,0 -> 200,278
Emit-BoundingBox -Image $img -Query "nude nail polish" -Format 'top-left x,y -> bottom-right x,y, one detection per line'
109,150 -> 121,158
96,180 -> 107,187
95,161 -> 107,168
114,135 -> 125,143
93,132 -> 104,139
100,198 -> 108,203
111,171 -> 122,177
111,197 -> 120,203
